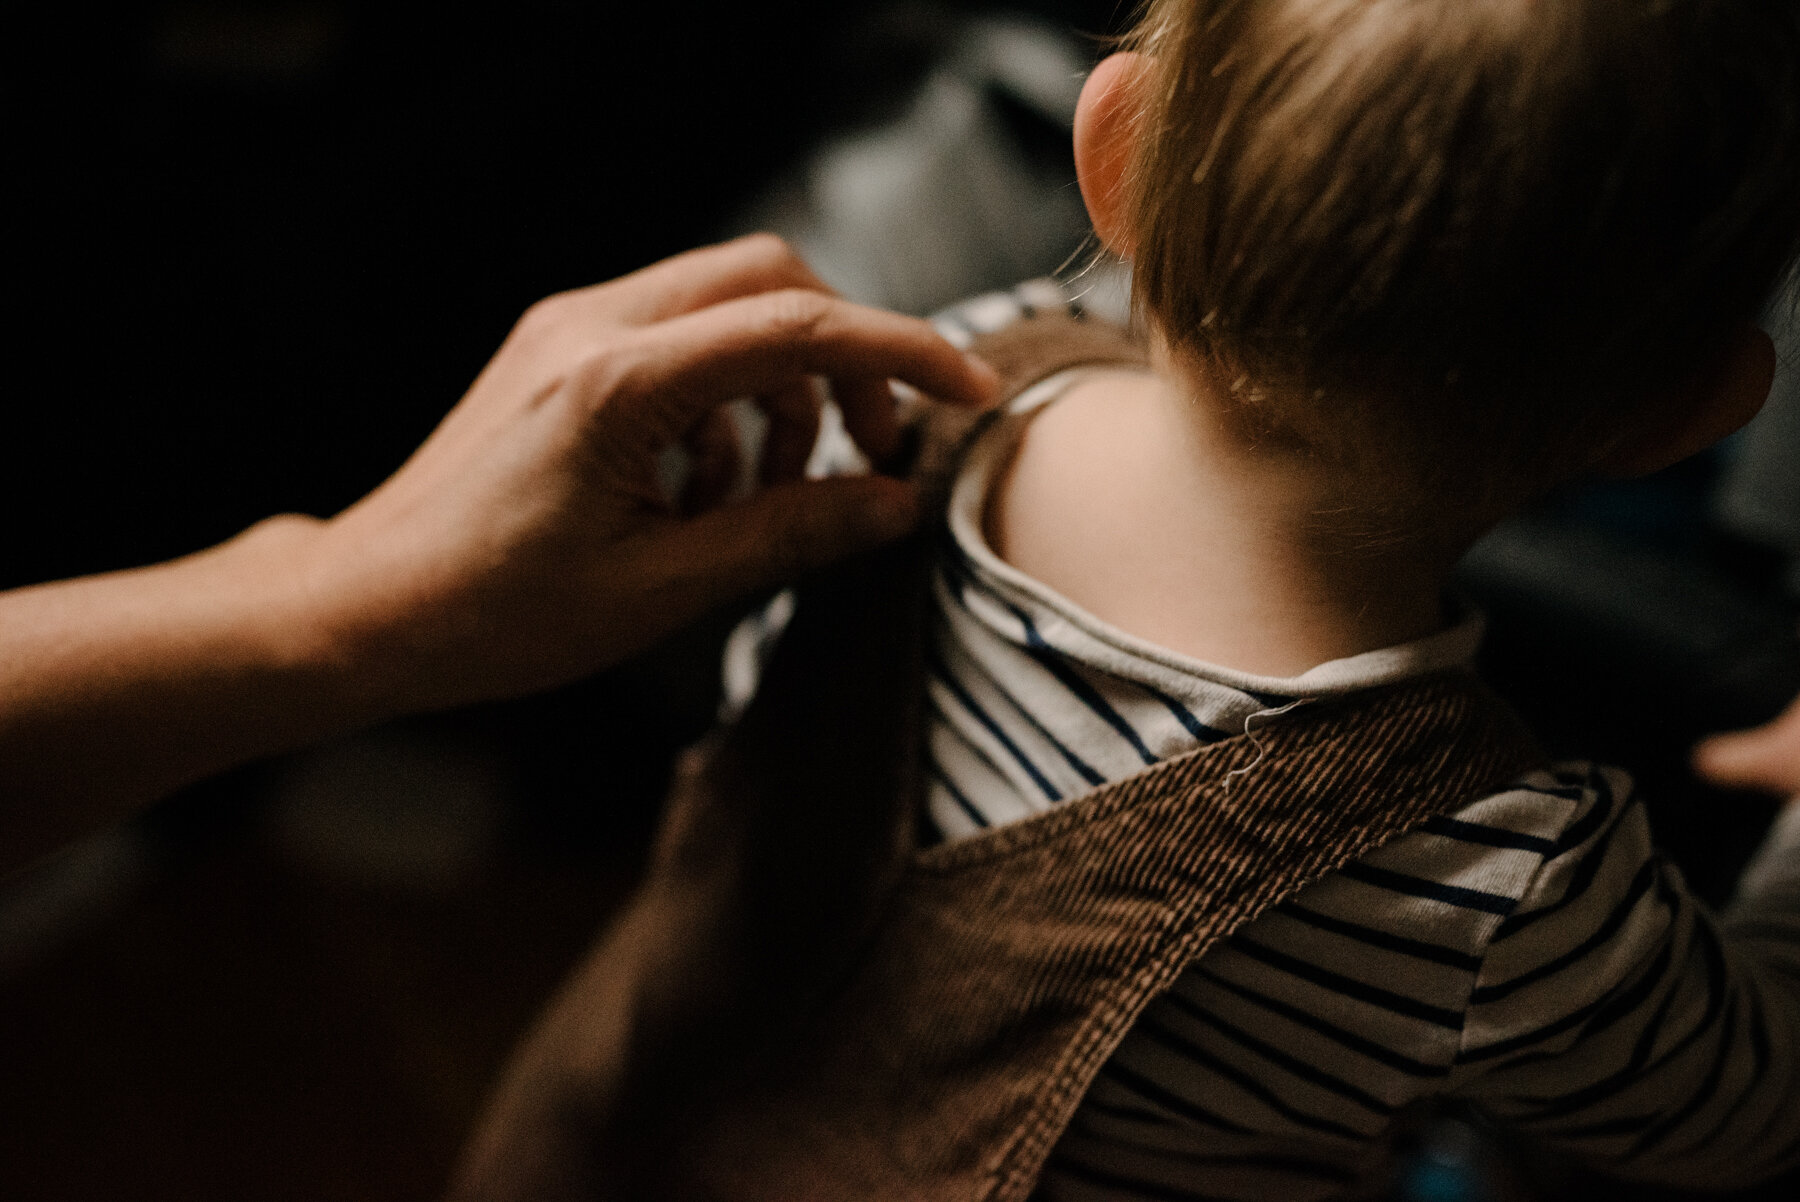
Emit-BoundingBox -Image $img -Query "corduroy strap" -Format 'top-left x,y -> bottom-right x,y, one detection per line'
680,671 -> 1541,1202
452,311 -> 1544,1202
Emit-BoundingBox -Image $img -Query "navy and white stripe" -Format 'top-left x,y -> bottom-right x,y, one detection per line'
721,279 -> 1800,1199
909,292 -> 1800,1200
921,342 -> 1484,847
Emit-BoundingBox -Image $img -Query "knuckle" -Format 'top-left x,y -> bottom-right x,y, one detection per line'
734,231 -> 796,268
513,292 -> 572,342
761,289 -> 834,341
246,512 -> 323,543
570,340 -> 686,440
564,346 -> 636,418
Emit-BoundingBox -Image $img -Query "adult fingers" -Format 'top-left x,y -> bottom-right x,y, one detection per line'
661,475 -> 922,609
757,379 -> 823,485
832,375 -> 904,468
587,289 -> 998,455
493,239 -> 842,407
1693,701 -> 1800,798
680,406 -> 743,515
564,234 -> 838,328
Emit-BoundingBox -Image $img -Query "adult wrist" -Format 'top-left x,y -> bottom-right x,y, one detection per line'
276,507 -> 494,725
0,514 -> 409,868
217,512 -> 416,741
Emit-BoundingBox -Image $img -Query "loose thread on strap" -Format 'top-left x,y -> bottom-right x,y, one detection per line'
1222,699 -> 1313,797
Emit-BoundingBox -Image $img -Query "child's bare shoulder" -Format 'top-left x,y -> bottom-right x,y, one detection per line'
985,368 -> 1175,600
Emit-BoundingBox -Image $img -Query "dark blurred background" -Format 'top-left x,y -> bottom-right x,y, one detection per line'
2,0 -> 1115,590
0,4 -> 1124,1200
1,4 -> 1797,1201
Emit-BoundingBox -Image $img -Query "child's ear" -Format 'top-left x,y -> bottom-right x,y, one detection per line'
1074,52 -> 1147,259
1595,323 -> 1777,478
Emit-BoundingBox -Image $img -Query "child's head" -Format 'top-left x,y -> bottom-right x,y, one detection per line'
1076,0 -> 1800,526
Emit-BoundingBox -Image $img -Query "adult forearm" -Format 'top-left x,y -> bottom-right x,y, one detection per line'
0,236 -> 996,878
0,515 -> 376,872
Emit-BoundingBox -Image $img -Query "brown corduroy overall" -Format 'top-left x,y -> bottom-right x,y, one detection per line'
456,314 -> 1544,1202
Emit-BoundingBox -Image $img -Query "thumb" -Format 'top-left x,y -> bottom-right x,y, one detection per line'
671,474 -> 923,601
1693,704 -> 1800,798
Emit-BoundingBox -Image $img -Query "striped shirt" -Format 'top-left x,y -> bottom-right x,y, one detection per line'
911,286 -> 1800,1200
723,282 -> 1800,1199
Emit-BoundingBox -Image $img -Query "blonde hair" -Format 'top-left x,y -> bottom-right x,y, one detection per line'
1120,0 -> 1800,510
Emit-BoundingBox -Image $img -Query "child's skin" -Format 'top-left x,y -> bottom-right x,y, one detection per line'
993,51 -> 1781,683
989,360 -> 1452,674
1699,689 -> 1800,799
449,31 -> 1800,1198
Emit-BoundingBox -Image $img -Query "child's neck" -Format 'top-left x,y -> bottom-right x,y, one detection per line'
984,356 -> 1460,679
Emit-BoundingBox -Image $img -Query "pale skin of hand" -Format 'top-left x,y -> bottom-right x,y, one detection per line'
1694,688 -> 1800,804
0,235 -> 999,874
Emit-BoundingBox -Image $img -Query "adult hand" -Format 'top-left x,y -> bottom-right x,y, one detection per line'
299,234 -> 999,714
0,235 -> 996,863
1694,689 -> 1800,801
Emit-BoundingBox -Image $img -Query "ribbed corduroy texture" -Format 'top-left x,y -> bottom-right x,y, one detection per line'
458,314 -> 1544,1202
678,673 -> 1541,1202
